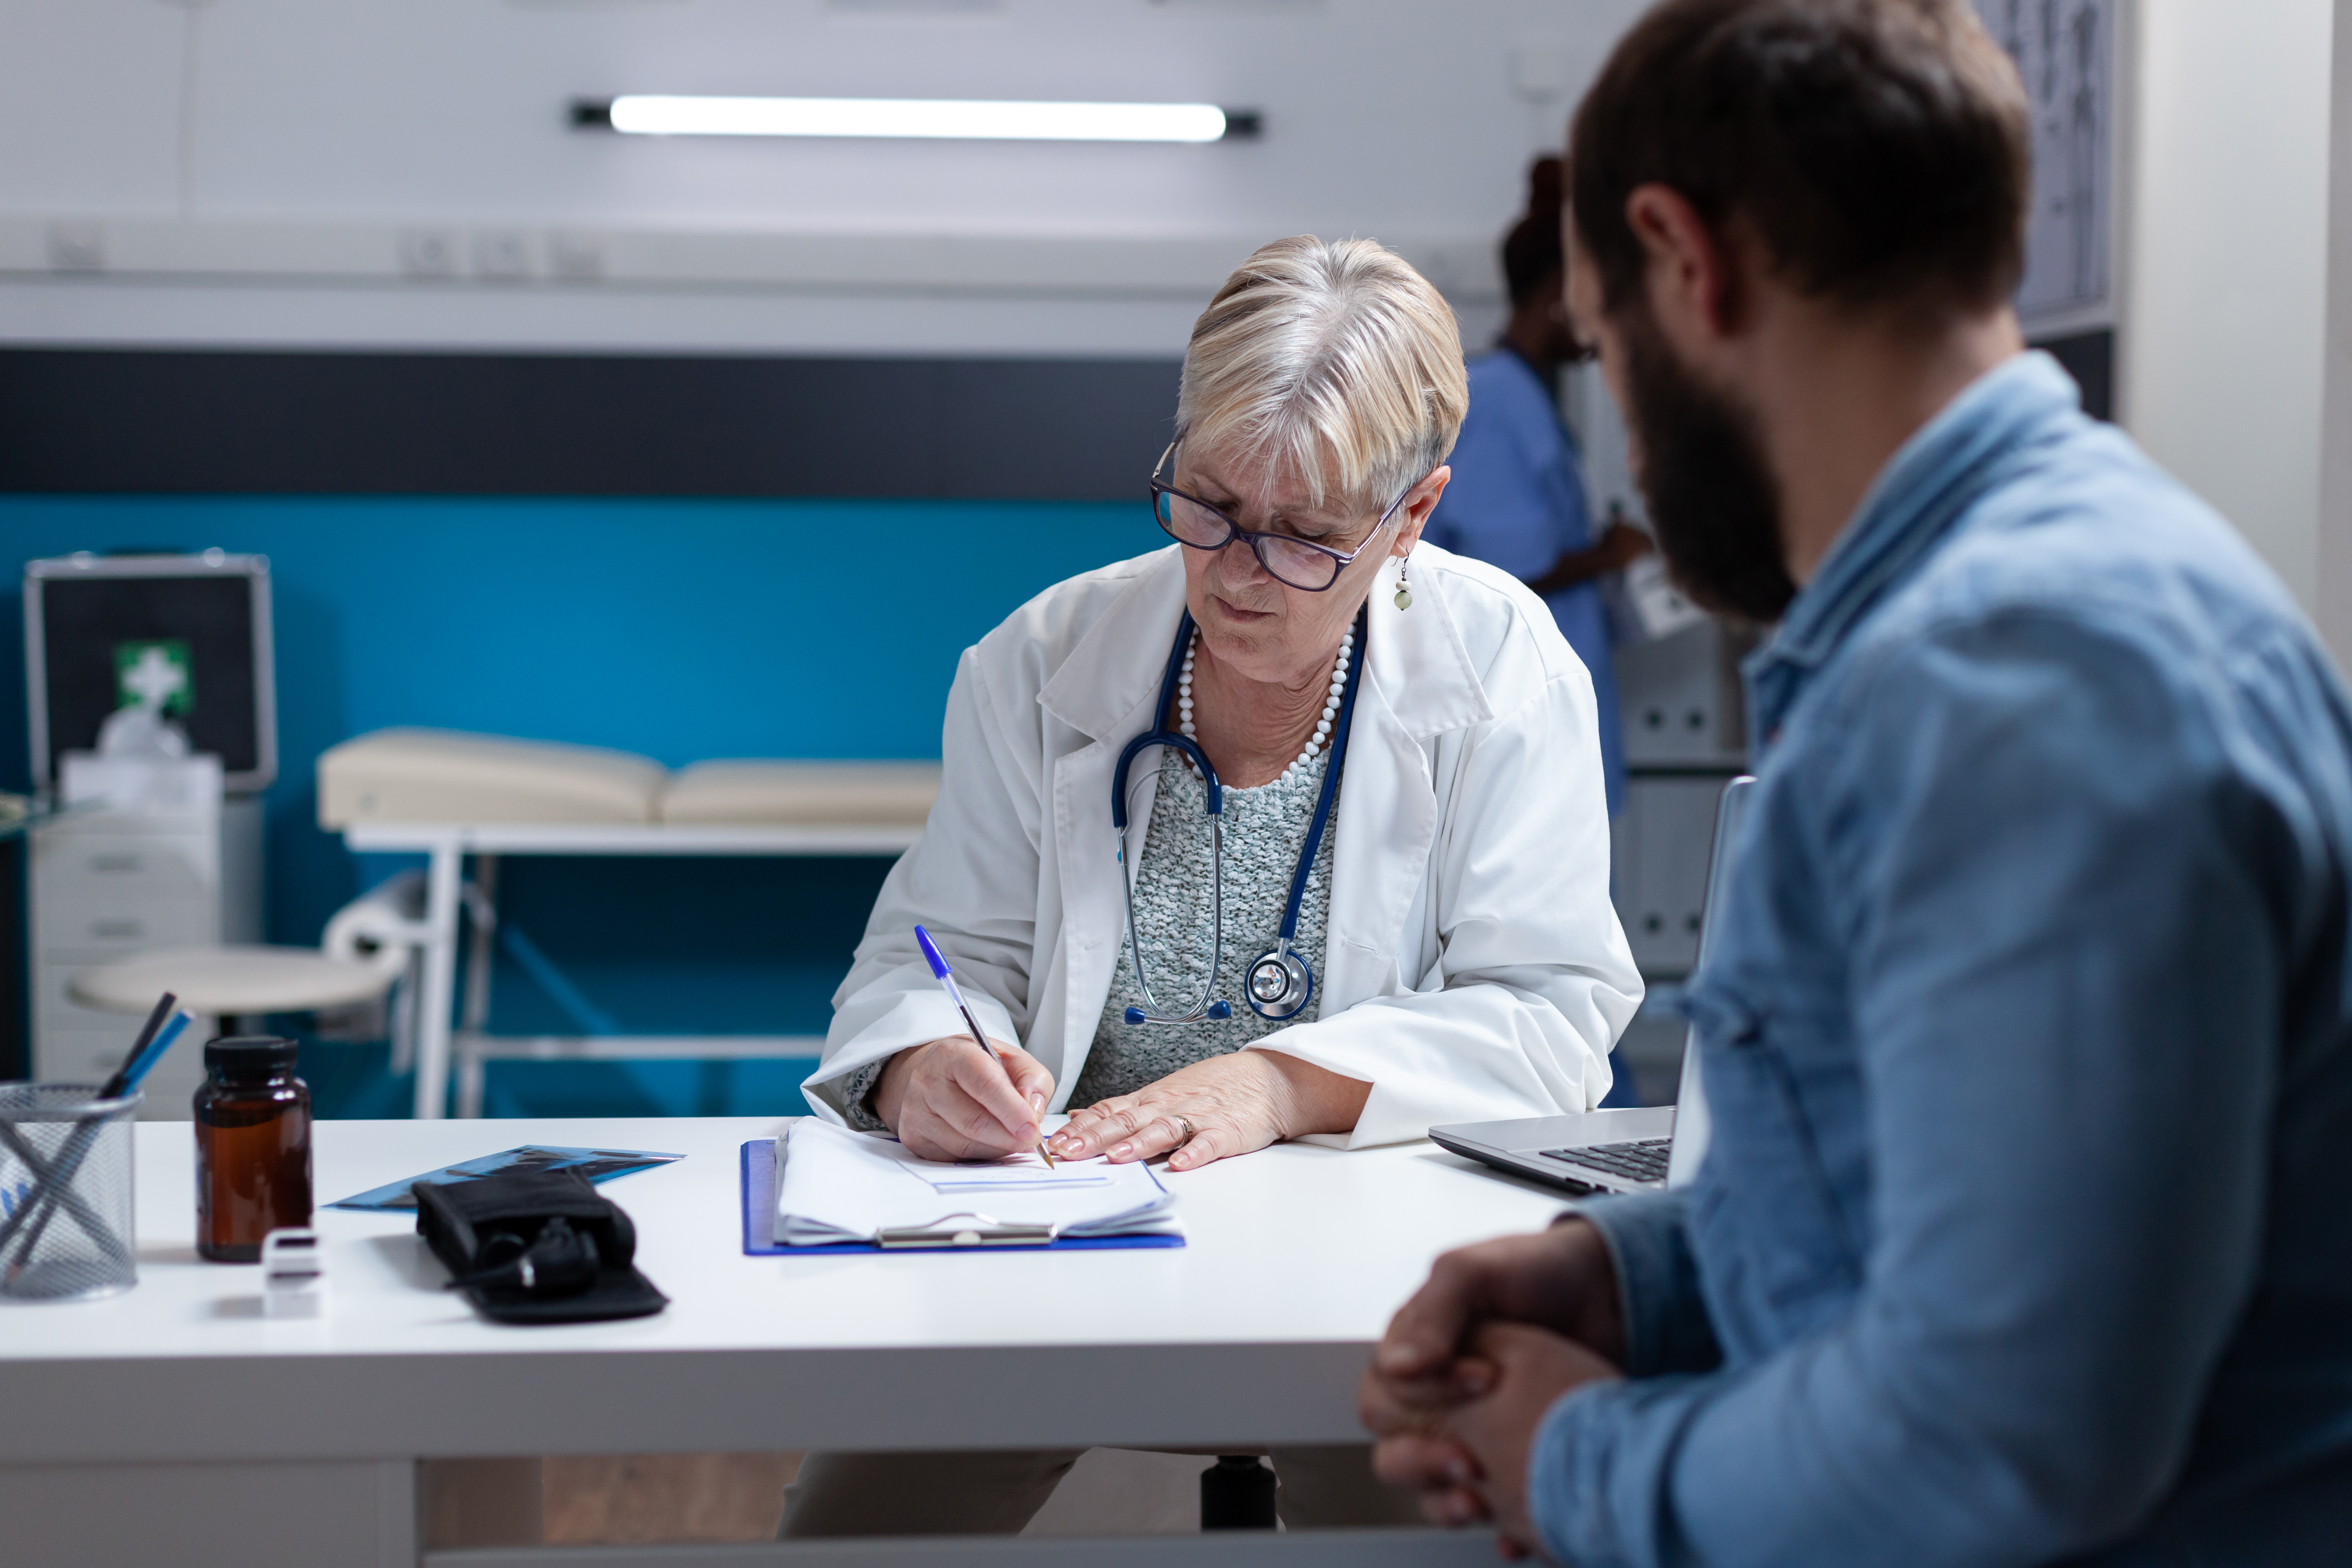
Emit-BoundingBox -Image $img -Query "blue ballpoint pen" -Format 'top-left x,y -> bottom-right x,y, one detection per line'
913,924 -> 1053,1166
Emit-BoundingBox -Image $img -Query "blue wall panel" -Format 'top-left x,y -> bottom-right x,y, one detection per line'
0,496 -> 1164,1114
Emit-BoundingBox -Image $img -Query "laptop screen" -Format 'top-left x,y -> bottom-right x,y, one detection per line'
1666,775 -> 1754,1189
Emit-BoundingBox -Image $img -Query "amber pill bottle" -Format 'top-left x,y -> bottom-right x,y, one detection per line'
194,1036 -> 314,1263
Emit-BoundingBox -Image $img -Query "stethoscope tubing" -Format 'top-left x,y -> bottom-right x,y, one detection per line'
1111,604 -> 1366,1025
1113,613 -> 1231,1024
1114,745 -> 1229,1024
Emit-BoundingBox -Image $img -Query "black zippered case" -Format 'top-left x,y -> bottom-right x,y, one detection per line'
415,1167 -> 668,1324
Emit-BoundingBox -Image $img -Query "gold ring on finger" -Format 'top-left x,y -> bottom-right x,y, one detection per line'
1176,1118 -> 1195,1144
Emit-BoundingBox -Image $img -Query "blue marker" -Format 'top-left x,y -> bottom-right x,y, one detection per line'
914,924 -> 1053,1166
112,1010 -> 193,1097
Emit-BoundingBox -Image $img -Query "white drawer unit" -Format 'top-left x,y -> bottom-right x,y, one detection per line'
22,551 -> 275,1104
33,898 -> 217,960
1612,775 -> 1732,977
1615,620 -> 1755,767
31,806 -> 223,1117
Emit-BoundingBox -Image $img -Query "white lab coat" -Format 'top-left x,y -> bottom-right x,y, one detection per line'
805,543 -> 1642,1147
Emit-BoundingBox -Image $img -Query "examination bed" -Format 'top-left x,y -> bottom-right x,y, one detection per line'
318,728 -> 938,1118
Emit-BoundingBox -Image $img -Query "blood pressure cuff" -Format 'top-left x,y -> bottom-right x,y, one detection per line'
415,1168 -> 668,1324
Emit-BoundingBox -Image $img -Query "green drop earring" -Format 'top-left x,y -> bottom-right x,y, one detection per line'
1393,552 -> 1414,611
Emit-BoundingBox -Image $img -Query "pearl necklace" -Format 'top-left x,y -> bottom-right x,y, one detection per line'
1178,627 -> 1354,787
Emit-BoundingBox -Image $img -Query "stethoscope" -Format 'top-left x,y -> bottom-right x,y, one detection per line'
1110,603 -> 1367,1026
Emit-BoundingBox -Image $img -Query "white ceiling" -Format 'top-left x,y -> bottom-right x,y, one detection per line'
0,0 -> 1647,353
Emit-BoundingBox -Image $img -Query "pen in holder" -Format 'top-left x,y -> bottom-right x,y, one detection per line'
0,993 -> 187,1304
0,1082 -> 141,1303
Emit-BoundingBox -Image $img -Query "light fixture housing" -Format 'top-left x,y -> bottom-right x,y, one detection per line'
572,95 -> 1262,143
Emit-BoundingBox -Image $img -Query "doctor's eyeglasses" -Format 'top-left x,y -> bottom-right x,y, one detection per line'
1149,441 -> 1413,593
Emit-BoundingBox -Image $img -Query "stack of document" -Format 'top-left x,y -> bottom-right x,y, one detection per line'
771,1119 -> 1183,1249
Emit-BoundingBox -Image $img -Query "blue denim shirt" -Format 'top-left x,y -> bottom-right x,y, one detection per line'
1533,353 -> 2352,1566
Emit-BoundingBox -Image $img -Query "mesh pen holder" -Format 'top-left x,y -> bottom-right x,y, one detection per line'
0,1083 -> 140,1303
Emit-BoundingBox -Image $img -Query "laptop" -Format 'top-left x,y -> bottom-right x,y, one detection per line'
1429,776 -> 1752,1195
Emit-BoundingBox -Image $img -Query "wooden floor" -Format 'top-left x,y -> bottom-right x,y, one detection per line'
421,1454 -> 802,1549
546,1454 -> 804,1544
424,1447 -> 1256,1544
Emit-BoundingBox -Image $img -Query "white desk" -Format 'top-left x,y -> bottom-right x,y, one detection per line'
341,823 -> 922,1120
0,1117 -> 1568,1568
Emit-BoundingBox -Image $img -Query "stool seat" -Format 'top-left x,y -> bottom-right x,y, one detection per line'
68,945 -> 399,1017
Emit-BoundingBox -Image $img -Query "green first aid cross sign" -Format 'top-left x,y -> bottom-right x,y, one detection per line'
114,640 -> 194,717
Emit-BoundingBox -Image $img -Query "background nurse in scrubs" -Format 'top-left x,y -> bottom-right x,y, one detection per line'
1428,157 -> 1651,815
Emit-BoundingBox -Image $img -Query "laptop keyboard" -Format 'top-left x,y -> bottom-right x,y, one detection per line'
1540,1138 -> 1672,1184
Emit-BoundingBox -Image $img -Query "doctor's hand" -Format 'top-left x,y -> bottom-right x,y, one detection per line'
872,1036 -> 1055,1163
1045,1048 -> 1371,1172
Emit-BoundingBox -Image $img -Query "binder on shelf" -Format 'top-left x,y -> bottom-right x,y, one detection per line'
738,1121 -> 1185,1256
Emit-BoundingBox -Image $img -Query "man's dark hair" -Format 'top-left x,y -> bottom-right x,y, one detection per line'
1569,0 -> 2030,315
1502,157 -> 1567,307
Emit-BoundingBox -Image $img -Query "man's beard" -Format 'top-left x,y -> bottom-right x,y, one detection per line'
1618,305 -> 1796,624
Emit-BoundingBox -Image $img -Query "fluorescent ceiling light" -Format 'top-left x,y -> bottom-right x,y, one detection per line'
575,96 -> 1259,143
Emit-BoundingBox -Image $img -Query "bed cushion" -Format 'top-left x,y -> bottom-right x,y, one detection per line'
318,729 -> 667,827
657,760 -> 941,827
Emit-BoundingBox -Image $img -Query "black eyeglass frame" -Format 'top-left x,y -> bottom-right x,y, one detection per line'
1147,440 -> 1420,592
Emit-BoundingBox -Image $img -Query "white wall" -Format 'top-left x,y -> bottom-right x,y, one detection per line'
0,0 -> 1648,356
2122,0 -> 2335,621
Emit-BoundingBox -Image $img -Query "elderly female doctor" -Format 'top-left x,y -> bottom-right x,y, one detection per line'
787,240 -> 1640,1536
808,235 -> 1639,1180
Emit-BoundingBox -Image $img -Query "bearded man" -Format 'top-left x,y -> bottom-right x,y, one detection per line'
1360,1 -> 2352,1563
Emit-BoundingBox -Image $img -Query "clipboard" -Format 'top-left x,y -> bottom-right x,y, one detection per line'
739,1141 -> 1186,1256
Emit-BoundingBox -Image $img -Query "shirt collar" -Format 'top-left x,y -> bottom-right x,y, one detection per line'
1744,350 -> 2083,745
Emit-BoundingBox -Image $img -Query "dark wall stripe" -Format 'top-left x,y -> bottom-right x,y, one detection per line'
0,349 -> 1184,501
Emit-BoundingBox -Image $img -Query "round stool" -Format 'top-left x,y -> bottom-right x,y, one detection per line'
69,944 -> 400,1036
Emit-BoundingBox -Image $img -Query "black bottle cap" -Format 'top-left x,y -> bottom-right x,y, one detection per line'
205,1035 -> 300,1074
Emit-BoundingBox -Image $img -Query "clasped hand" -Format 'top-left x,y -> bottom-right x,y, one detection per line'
1358,1221 -> 1631,1558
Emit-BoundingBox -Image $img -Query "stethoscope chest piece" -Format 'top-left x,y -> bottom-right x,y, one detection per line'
1245,941 -> 1314,1020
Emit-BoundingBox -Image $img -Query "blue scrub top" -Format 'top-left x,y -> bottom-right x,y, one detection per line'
1428,348 -> 1626,813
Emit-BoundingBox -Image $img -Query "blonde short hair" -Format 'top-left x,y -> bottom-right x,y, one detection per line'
1176,236 -> 1468,517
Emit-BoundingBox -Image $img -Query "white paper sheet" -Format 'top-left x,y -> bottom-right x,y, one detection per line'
920,1150 -> 1112,1193
771,1119 -> 1183,1247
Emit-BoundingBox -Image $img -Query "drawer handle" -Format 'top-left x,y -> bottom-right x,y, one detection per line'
89,855 -> 144,873
89,919 -> 145,939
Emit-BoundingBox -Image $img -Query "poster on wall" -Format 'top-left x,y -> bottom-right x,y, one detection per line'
1975,0 -> 2115,324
